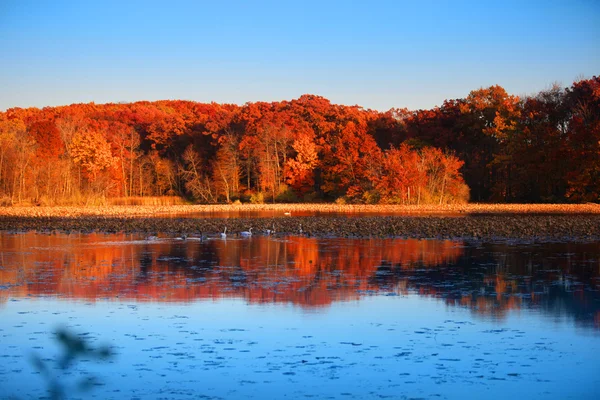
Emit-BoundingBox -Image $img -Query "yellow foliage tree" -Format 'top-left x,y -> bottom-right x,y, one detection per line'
70,130 -> 117,181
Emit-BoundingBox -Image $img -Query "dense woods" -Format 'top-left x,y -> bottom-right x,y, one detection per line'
0,77 -> 598,205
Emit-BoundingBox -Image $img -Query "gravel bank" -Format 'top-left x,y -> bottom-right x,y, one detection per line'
0,214 -> 598,242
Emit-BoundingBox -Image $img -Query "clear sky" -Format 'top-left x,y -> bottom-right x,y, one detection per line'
1,0 -> 598,111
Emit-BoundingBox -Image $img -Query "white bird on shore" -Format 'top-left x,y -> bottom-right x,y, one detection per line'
221,227 -> 227,239
240,227 -> 253,237
266,223 -> 275,235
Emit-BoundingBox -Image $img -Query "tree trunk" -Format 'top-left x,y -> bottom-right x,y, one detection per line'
439,173 -> 447,205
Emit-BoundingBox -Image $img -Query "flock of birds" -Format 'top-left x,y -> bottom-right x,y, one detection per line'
145,211 -> 298,242
144,225 -> 295,242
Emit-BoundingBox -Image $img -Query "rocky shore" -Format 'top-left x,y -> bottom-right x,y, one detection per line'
0,212 -> 598,242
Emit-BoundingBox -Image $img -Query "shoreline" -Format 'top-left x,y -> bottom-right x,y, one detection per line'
0,213 -> 598,243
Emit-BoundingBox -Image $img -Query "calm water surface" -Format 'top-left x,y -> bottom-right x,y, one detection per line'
1,232 -> 599,399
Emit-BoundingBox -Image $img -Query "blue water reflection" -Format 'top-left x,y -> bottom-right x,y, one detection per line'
0,232 -> 599,399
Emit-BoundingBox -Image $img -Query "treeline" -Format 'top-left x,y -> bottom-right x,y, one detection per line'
0,77 -> 598,205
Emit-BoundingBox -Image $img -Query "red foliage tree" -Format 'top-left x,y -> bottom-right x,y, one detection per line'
28,120 -> 64,159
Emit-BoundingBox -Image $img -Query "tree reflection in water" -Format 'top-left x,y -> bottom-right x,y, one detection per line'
0,232 -> 598,328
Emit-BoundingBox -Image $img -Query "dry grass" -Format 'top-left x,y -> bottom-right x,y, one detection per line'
0,203 -> 599,218
108,196 -> 188,206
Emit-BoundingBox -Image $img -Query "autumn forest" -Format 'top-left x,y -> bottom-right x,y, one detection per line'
0,77 -> 598,206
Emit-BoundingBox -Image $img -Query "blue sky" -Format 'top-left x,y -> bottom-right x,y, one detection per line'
1,0 -> 598,111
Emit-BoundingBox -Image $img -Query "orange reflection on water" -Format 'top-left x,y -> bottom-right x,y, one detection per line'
0,233 -> 463,308
1,232 -> 599,328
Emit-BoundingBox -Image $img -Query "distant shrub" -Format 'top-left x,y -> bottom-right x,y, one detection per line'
275,187 -> 299,203
239,191 -> 253,203
36,195 -> 54,206
84,196 -> 108,206
250,192 -> 265,204
384,195 -> 404,205
449,182 -> 470,204
302,192 -> 320,203
362,190 -> 381,204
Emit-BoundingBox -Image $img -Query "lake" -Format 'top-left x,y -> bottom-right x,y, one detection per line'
1,231 -> 599,399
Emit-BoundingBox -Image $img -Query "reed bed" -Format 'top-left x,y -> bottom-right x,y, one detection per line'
108,196 -> 188,206
0,203 -> 599,218
0,204 -> 598,242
